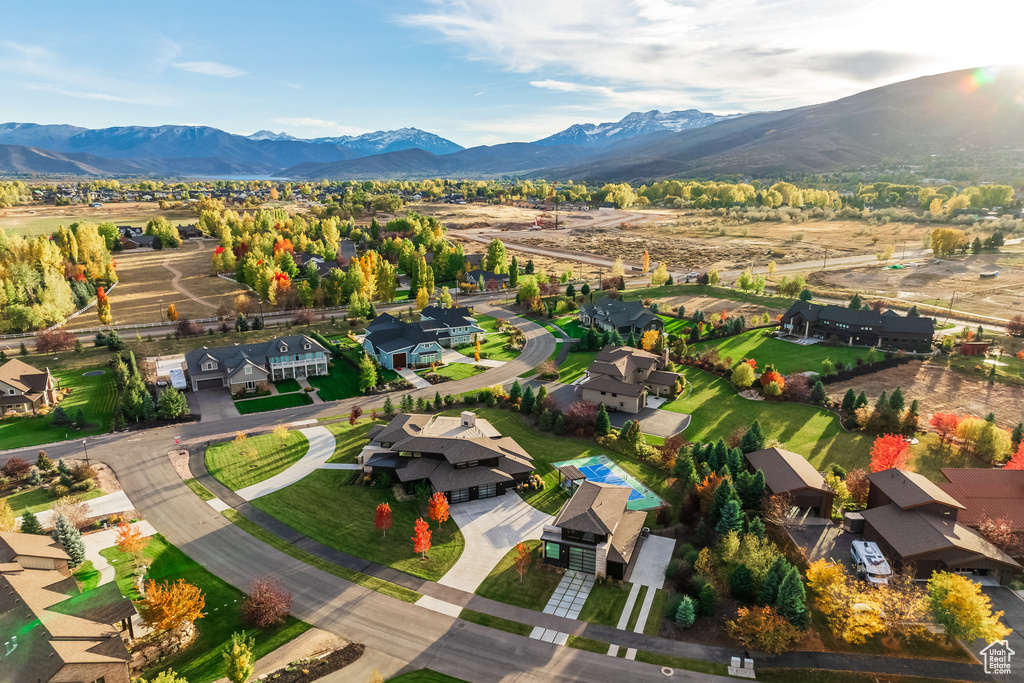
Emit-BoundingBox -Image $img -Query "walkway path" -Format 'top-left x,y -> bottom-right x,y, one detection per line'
37,489 -> 136,528
162,255 -> 218,310
397,367 -> 432,389
234,426 -> 334,501
297,377 -> 323,404
82,520 -> 157,585
441,348 -> 505,368
530,570 -> 594,645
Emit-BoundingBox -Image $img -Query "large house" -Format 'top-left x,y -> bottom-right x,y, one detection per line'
745,447 -> 835,519
939,468 -> 1024,539
0,532 -> 136,683
184,335 -> 330,393
579,346 -> 679,413
780,301 -> 934,351
462,269 -> 509,290
420,305 -> 485,346
0,359 -> 59,415
363,307 -> 484,370
860,469 -> 1020,583
541,480 -> 647,579
359,412 -> 534,504
578,297 -> 664,337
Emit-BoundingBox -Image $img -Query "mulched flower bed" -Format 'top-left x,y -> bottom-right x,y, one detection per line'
261,643 -> 364,682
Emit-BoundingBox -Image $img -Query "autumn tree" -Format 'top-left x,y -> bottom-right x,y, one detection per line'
412,518 -> 432,558
845,468 -> 870,508
726,605 -> 803,654
474,335 -> 481,363
223,631 -> 254,683
166,303 -> 178,322
272,424 -> 289,443
139,578 -> 206,632
242,578 -> 292,628
977,515 -> 1023,556
427,492 -> 450,527
869,433 -> 910,472
349,405 -> 363,425
513,541 -> 532,583
416,287 -> 430,310
375,502 -> 393,538
115,523 -> 151,572
641,250 -> 650,274
1005,441 -> 1024,470
0,499 -> 14,532
929,413 -> 963,445
640,329 -> 660,352
927,572 -> 1011,642
96,286 -> 112,325
650,262 -> 669,287
806,560 -> 883,644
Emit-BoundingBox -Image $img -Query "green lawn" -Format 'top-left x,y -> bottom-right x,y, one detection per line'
205,430 -> 309,491
458,609 -> 533,637
252,470 -> 465,582
73,561 -> 101,591
579,579 -> 633,627
557,351 -> 598,383
234,392 -> 313,414
474,314 -> 522,361
272,378 -> 302,393
307,359 -> 363,401
183,478 -> 215,501
5,486 -> 104,515
644,588 -> 668,636
475,540 -> 561,610
693,329 -> 873,375
419,363 -> 485,381
101,534 -> 310,683
0,365 -> 117,449
554,317 -> 588,339
566,635 -> 609,653
389,671 -> 469,683
659,315 -> 690,334
325,419 -> 377,463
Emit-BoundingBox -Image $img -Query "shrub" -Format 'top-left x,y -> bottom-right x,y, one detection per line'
0,458 -> 32,480
241,578 -> 292,628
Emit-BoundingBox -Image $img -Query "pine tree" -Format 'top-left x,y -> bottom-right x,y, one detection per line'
696,583 -> 717,617
716,499 -> 744,534
610,329 -> 624,346
848,293 -> 862,310
711,480 -> 739,525
521,386 -> 535,415
509,380 -> 522,402
382,395 -> 396,419
747,470 -> 766,509
627,330 -> 636,347
841,388 -> 857,413
1012,423 -> 1024,450
740,422 -> 765,453
709,439 -> 729,471
675,595 -> 696,628
853,391 -> 868,410
400,394 -> 414,412
810,380 -> 827,405
594,403 -> 611,437
672,453 -> 697,491
433,391 -> 442,410
759,557 -> 791,606
889,386 -> 905,413
747,517 -> 766,538
730,564 -> 756,603
223,631 -> 255,683
54,514 -> 85,569
19,510 -> 45,535
775,567 -> 810,628
726,447 -> 744,478
533,385 -> 547,417
553,413 -> 565,435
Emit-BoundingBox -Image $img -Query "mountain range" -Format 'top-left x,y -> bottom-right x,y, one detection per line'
1,67 -> 1022,181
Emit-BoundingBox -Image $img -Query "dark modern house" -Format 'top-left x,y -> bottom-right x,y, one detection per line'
184,335 -> 330,393
578,297 -> 664,337
860,469 -> 1020,583
359,412 -> 534,503
462,269 -> 509,290
579,345 -> 679,413
541,481 -> 646,579
779,301 -> 934,351
745,447 -> 835,519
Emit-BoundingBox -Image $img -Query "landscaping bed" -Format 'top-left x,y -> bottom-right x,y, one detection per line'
205,430 -> 309,491
259,643 -> 364,683
473,314 -> 523,361
234,392 -> 313,414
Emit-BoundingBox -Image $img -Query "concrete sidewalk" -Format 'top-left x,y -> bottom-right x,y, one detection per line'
37,489 -> 136,528
82,520 -> 157,585
396,367 -> 432,389
234,426 -> 335,501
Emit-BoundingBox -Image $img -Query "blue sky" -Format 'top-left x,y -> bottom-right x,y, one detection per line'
1,0 -> 1019,147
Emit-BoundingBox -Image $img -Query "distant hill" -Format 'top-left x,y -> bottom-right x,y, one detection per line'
246,127 -> 463,155
533,109 -> 743,147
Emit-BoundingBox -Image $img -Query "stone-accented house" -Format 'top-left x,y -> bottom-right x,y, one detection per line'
578,297 -> 663,337
541,481 -> 646,579
184,335 -> 329,393
745,447 -> 835,519
0,532 -> 136,683
419,305 -> 485,347
579,346 -> 679,413
860,469 -> 1020,584
359,412 -> 534,504
780,301 -> 934,351
0,359 -> 59,415
362,313 -> 445,370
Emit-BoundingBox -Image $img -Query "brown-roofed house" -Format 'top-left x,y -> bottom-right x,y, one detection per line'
938,468 -> 1024,534
745,447 -> 835,518
359,412 -> 534,504
861,469 -> 1021,584
0,358 -> 59,415
541,481 -> 647,579
579,345 -> 680,414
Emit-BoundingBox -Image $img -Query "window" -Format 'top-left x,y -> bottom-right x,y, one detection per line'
294,355 -> 300,361
545,542 -> 561,560
245,380 -> 256,390
304,343 -> 311,350
203,362 -> 214,371
7,389 -> 13,396
245,366 -> 252,375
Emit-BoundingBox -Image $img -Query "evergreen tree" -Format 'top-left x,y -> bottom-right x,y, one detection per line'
509,380 -> 522,402
747,470 -> 766,509
889,386 -> 905,413
51,406 -> 70,426
775,567 -> 810,628
434,391 -> 443,410
521,386 -> 535,415
726,447 -> 744,478
759,557 -> 791,606
610,329 -> 624,346
594,403 -> 611,437
400,394 -> 414,412
841,388 -> 857,413
853,391 -> 868,411
907,305 -> 920,317
53,514 -> 85,569
672,453 -> 697,491
534,385 -> 547,416
1012,423 -> 1024,450
810,380 -> 827,405
509,255 -> 519,288
711,480 -> 739,525
382,395 -> 396,419
740,421 -> 765,453
675,595 -> 695,628
19,510 -> 45,535
747,517 -> 766,538
627,330 -> 636,347
553,413 -> 565,435
716,499 -> 744,534
566,283 -> 575,298
985,412 -> 997,423
874,390 -> 888,412
848,293 -> 862,310
730,564 -> 756,603
708,439 -> 729,471
799,289 -> 813,302
223,631 -> 255,683
696,583 -> 717,617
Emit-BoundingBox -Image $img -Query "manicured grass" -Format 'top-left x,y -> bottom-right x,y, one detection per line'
307,359 -> 363,401
475,540 -> 561,611
419,363 -> 485,381
325,420 -> 377,463
644,588 -> 668,636
664,367 -> 874,473
458,609 -> 533,637
205,430 -> 309,491
183,478 -> 215,501
474,314 -> 522,361
0,365 -> 116,449
252,470 -> 464,582
633,650 -> 729,676
222,509 -> 420,603
73,561 -> 100,591
579,579 -> 633,627
659,315 -> 690,334
234,392 -> 313,414
101,534 -> 311,683
557,350 -> 598,383
388,671 -> 469,683
272,378 -> 302,393
5,487 -> 104,515
625,585 -> 648,630
566,635 -> 609,653
693,329 -> 872,375
555,317 -> 588,339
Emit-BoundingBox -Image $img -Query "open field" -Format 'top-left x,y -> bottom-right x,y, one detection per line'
693,328 -> 871,374
205,429 -> 309,490
0,202 -> 196,237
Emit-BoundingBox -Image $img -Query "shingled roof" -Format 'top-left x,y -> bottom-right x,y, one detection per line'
868,469 -> 965,511
781,301 -> 934,335
939,468 -> 1024,530
580,297 -> 661,330
0,359 -> 52,395
554,481 -> 631,535
745,447 -> 830,494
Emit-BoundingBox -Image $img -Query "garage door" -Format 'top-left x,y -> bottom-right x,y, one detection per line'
194,378 -> 225,390
568,546 -> 596,574
393,353 -> 407,369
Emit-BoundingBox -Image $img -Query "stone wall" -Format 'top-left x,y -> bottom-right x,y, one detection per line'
129,623 -> 197,676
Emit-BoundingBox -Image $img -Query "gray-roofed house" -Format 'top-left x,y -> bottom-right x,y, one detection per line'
578,297 -> 664,337
0,359 -> 59,415
419,305 -> 485,347
780,301 -> 934,351
358,412 -> 534,504
540,480 -> 647,579
361,313 -> 444,370
462,269 -> 509,291
579,345 -> 679,413
860,469 -> 1021,583
745,447 -> 835,518
184,335 -> 329,394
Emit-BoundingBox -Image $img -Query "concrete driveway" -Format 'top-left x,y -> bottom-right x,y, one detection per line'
438,493 -> 553,593
969,587 -> 1024,672
192,388 -> 239,422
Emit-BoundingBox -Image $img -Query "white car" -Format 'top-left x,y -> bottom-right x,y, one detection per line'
684,271 -> 699,279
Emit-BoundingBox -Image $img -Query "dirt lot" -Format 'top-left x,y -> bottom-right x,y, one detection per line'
0,202 -> 196,237
645,292 -> 785,322
826,361 -> 1024,428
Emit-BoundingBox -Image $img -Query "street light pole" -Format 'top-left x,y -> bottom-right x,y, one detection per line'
159,299 -> 164,323
82,439 -> 90,467
258,298 -> 265,326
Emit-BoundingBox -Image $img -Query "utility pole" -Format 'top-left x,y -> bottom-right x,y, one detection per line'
902,240 -> 907,260
822,248 -> 828,270
82,439 -> 90,467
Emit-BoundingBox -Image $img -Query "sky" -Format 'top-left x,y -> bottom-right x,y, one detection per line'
1,0 -> 1021,147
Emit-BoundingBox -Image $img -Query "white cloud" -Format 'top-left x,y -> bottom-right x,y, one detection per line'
271,117 -> 366,137
172,61 -> 246,78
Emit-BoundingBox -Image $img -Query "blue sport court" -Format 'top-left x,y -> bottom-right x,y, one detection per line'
551,454 -> 665,511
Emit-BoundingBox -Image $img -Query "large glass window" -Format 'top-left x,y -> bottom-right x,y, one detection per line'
545,542 -> 561,560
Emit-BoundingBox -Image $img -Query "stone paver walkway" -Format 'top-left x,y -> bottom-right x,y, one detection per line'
531,570 -> 594,644
397,367 -> 433,389
37,489 -> 135,528
297,377 -> 323,404
234,426 -> 334,501
83,520 -> 157,585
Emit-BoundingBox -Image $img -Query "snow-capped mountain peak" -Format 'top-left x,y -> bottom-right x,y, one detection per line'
533,109 -> 745,147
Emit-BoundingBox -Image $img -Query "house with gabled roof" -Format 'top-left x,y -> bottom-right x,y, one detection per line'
419,305 -> 485,346
362,313 -> 444,370
745,447 -> 834,518
579,345 -> 679,413
578,297 -> 663,337
780,301 -> 933,351
184,335 -> 329,394
0,359 -> 59,415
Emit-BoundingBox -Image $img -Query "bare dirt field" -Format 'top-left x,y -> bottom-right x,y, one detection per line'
826,362 -> 1024,429
646,292 -> 786,322
0,202 -> 196,236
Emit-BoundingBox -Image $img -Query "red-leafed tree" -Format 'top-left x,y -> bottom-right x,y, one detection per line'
760,370 -> 785,389
412,517 -> 432,558
241,578 -> 292,628
929,413 -> 964,445
513,541 -> 532,583
427,492 -> 449,527
1005,442 -> 1024,470
349,405 -> 363,425
869,433 -> 910,472
375,502 -> 392,538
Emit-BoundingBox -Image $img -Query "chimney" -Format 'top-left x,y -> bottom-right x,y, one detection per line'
461,411 -> 476,428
